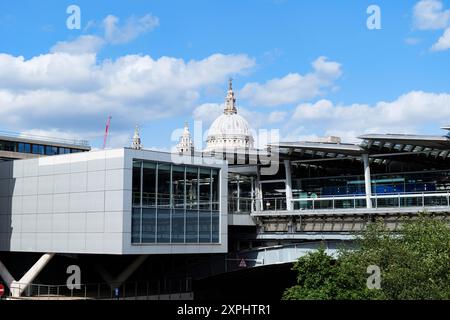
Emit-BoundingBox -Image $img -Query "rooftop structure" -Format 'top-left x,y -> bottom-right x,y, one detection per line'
0,131 -> 90,161
205,79 -> 254,152
177,122 -> 194,154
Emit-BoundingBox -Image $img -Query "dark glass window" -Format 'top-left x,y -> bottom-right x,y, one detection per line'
171,209 -> 185,243
212,211 -> 220,243
32,144 -> 45,155
172,165 -> 185,210
186,166 -> 198,210
131,159 -> 221,245
18,143 -> 31,153
186,209 -> 198,243
132,161 -> 141,207
142,208 -> 156,243
156,208 -> 171,243
142,162 -> 156,207
211,169 -> 220,211
131,208 -> 141,244
199,168 -> 211,210
199,211 -> 211,243
45,145 -> 58,155
157,164 -> 171,208
0,140 -> 16,152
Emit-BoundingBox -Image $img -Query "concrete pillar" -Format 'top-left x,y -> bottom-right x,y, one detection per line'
255,166 -> 262,211
250,176 -> 255,213
362,154 -> 373,209
236,175 -> 240,213
284,160 -> 293,211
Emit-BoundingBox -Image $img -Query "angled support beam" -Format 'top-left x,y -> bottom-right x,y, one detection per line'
0,259 -> 15,289
96,255 -> 148,289
0,253 -> 55,298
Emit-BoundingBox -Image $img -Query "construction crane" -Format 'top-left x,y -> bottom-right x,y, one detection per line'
103,115 -> 112,149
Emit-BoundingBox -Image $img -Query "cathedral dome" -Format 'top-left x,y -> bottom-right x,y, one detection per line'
205,79 -> 254,151
208,113 -> 252,138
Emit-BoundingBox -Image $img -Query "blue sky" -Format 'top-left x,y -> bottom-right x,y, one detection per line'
1,0 -> 450,149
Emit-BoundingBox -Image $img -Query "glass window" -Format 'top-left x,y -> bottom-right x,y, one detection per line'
142,162 -> 156,207
186,166 -> 198,210
45,145 -> 58,155
131,208 -> 141,244
58,147 -> 70,154
142,208 -> 156,243
171,209 -> 185,243
156,208 -> 171,243
0,141 -> 16,152
199,211 -> 211,243
211,169 -> 220,211
172,165 -> 185,209
18,143 -> 31,153
199,168 -> 211,210
157,163 -> 171,208
131,159 -> 221,245
132,161 -> 141,207
212,211 -> 219,243
32,144 -> 45,155
186,209 -> 198,243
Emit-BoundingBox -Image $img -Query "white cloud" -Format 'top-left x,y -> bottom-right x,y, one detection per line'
193,91 -> 450,146
431,27 -> 450,50
288,91 -> 450,142
267,111 -> 287,123
239,56 -> 342,107
103,14 -> 159,44
193,103 -> 223,125
0,52 -> 255,146
413,0 -> 450,30
51,13 -> 159,55
51,35 -> 106,54
412,0 -> 450,51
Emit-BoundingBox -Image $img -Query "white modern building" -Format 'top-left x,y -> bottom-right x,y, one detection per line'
0,148 -> 228,255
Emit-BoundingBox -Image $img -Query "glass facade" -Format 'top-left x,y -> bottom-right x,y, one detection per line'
293,169 -> 450,198
131,160 -> 221,244
0,139 -> 85,155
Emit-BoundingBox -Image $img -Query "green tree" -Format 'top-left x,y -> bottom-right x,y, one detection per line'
283,213 -> 450,300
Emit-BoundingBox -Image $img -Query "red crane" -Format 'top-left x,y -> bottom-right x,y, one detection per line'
103,115 -> 112,149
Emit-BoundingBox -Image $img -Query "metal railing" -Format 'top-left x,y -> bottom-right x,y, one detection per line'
7,278 -> 192,300
253,191 -> 450,212
228,197 -> 254,213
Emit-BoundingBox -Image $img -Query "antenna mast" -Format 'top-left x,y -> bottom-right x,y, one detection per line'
103,115 -> 112,149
